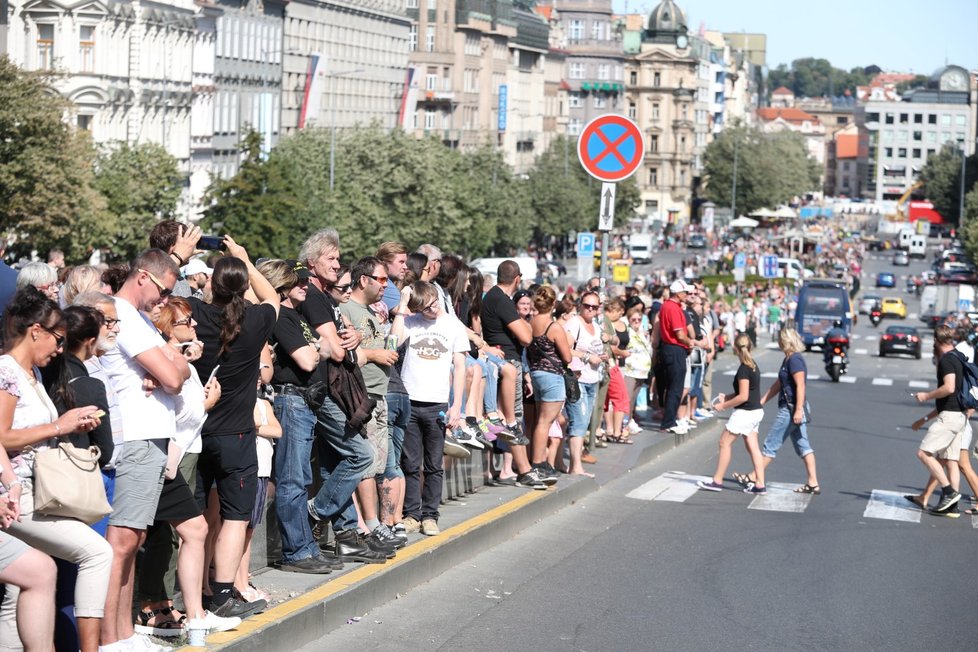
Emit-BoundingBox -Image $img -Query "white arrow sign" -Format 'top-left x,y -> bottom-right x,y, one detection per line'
598,182 -> 616,232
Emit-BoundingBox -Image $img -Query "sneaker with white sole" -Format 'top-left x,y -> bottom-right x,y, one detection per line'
443,434 -> 471,458
127,633 -> 174,652
664,423 -> 688,435
452,425 -> 484,449
627,419 -> 642,434
400,517 -> 421,534
187,611 -> 242,634
694,409 -> 714,419
420,518 -> 440,536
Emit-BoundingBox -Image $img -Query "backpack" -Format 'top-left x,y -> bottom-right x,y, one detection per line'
950,350 -> 978,411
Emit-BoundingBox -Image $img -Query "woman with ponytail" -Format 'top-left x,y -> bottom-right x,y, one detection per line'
186,236 -> 279,618
696,333 -> 767,494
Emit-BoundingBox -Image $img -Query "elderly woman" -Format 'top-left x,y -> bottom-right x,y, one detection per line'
16,262 -> 59,302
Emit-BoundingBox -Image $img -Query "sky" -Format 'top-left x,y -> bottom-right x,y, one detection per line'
611,0 -> 978,74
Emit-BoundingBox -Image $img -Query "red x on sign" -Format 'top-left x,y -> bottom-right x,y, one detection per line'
577,115 -> 644,183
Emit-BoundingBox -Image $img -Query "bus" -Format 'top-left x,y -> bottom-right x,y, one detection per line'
795,279 -> 853,349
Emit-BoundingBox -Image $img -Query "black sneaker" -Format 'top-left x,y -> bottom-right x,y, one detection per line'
516,468 -> 548,490
929,505 -> 961,518
372,523 -> 405,550
443,434 -> 472,459
934,488 -> 961,513
278,555 -> 334,574
532,463 -> 559,486
329,529 -> 388,564
390,522 -> 409,545
364,530 -> 397,559
497,424 -> 521,445
211,595 -> 266,619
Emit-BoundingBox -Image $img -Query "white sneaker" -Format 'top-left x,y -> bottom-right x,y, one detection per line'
665,423 -> 688,435
127,633 -> 173,652
627,420 -> 642,434
188,610 -> 242,633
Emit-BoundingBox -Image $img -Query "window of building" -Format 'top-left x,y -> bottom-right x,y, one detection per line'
76,114 -> 92,131
928,114 -> 937,124
569,92 -> 582,108
648,168 -> 658,185
941,114 -> 951,126
866,112 -> 879,122
37,24 -> 55,70
715,71 -> 723,83
406,0 -> 418,8
956,115 -> 966,126
597,64 -> 609,80
884,147 -> 893,157
649,134 -> 658,152
682,103 -> 687,119
926,131 -> 936,143
78,25 -> 95,72
882,130 -> 893,142
628,102 -> 636,120
425,25 -> 435,52
409,25 -> 417,51
942,131 -> 951,142
884,113 -> 894,124
594,94 -> 606,109
645,199 -> 658,214
424,111 -> 436,129
912,148 -> 922,159
568,118 -> 583,136
652,103 -> 660,121
680,136 -> 686,152
569,62 -> 584,79
569,20 -> 584,41
897,131 -> 907,143
913,130 -> 922,141
927,148 -> 936,158
714,91 -> 723,103
653,71 -> 661,87
679,168 -> 686,187
591,20 -> 605,40
899,113 -> 908,124
898,147 -> 907,157
442,67 -> 451,91
629,70 -> 637,85
425,67 -> 437,90
913,113 -> 923,124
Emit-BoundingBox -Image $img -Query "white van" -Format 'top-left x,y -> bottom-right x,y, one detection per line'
897,228 -> 915,250
777,257 -> 813,280
908,235 -> 927,258
469,257 -> 538,283
628,234 -> 653,264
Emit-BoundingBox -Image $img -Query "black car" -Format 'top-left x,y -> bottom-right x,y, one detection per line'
878,325 -> 922,359
688,234 -> 707,248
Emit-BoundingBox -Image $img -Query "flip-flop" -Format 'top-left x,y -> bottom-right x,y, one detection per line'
732,472 -> 752,488
963,507 -> 978,515
904,494 -> 926,509
794,484 -> 821,495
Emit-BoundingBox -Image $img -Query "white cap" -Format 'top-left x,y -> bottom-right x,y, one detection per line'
182,258 -> 213,277
669,279 -> 691,294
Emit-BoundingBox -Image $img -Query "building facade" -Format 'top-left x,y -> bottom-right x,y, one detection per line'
856,65 -> 976,202
281,0 -> 409,136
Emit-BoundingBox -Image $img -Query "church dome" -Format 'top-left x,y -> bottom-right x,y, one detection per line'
646,0 -> 688,35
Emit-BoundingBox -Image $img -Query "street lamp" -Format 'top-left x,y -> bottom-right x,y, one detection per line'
329,67 -> 365,191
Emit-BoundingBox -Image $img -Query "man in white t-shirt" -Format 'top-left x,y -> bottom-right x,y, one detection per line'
99,250 -> 190,650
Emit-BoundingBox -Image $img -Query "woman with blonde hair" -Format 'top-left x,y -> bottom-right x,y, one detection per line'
61,265 -> 105,307
697,334 -> 766,493
736,327 -> 820,494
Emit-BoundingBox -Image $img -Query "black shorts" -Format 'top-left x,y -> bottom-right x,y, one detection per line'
196,431 -> 259,521
154,469 -> 203,523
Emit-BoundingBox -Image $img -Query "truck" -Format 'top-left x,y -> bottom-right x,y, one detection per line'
628,233 -> 654,264
920,284 -> 975,326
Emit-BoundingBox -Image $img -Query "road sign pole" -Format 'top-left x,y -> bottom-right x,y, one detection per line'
600,232 -> 609,286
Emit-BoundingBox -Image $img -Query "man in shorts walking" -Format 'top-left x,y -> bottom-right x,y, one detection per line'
911,326 -> 966,515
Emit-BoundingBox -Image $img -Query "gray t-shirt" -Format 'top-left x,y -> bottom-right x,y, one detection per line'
339,298 -> 390,395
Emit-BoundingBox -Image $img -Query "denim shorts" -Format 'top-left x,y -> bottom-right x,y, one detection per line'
761,406 -> 814,458
530,370 -> 565,403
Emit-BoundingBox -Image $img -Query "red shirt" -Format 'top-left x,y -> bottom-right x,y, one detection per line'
658,299 -> 688,349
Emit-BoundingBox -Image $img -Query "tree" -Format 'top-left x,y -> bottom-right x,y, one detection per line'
959,186 -> 978,263
895,74 -> 929,95
0,56 -> 108,261
94,142 -> 182,261
767,58 -> 870,98
702,125 -> 819,215
919,143 -> 978,225
527,136 -> 596,240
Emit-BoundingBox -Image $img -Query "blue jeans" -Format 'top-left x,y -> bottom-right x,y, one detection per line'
761,406 -> 814,458
272,394 -> 319,563
313,394 -> 372,533
567,380 -> 597,437
482,354 -> 503,413
385,392 -> 410,480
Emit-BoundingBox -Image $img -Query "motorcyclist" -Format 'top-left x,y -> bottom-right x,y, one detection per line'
823,319 -> 849,365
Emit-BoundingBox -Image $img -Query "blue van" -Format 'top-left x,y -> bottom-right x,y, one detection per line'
795,279 -> 853,349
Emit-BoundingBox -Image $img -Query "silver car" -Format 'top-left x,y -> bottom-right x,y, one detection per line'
858,293 -> 882,314
893,251 -> 910,266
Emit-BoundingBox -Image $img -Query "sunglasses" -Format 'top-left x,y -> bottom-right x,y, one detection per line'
173,316 -> 193,327
365,274 -> 389,284
582,303 -> 600,310
333,283 -> 353,293
41,325 -> 65,349
139,268 -> 172,299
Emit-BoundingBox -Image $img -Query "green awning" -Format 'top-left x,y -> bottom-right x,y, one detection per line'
581,82 -> 592,91
601,82 -> 612,91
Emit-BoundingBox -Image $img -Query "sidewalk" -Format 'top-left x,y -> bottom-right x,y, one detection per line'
183,415 -> 718,651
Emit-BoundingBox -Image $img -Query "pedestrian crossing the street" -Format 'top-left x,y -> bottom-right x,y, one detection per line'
628,473 -> 978,527
719,368 -> 931,390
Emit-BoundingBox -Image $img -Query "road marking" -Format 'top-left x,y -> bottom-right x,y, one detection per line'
872,378 -> 893,386
973,513 -> 978,530
765,342 -> 779,350
908,380 -> 929,389
723,370 -> 736,376
626,471 -> 712,502
761,372 -> 778,378
863,490 -> 922,523
808,374 -> 821,381
840,376 -> 857,383
864,335 -> 878,342
855,348 -> 868,355
909,312 -> 918,319
850,333 -> 861,340
747,482 -> 813,513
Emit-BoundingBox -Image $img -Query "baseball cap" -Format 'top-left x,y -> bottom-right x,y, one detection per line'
669,280 -> 691,294
181,258 -> 212,277
285,259 -> 313,280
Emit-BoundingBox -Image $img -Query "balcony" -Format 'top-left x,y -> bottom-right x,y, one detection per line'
578,81 -> 624,93
557,0 -> 616,12
564,38 -> 624,57
418,90 -> 456,105
672,119 -> 694,131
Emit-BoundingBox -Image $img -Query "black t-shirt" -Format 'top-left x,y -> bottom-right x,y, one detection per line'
685,307 -> 703,339
936,351 -> 964,413
271,306 -> 318,387
480,286 -> 522,360
190,299 -> 277,436
298,282 -> 338,329
733,363 -> 762,410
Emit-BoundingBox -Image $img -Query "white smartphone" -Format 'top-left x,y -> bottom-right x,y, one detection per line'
206,365 -> 221,385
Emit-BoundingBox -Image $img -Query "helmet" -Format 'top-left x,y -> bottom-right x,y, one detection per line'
833,320 -> 843,329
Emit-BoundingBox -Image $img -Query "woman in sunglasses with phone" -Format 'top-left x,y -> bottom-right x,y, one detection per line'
0,287 -> 112,652
328,265 -> 353,305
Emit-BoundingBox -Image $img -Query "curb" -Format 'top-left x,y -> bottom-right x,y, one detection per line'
190,420 -> 715,651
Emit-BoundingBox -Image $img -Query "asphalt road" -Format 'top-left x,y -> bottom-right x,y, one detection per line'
304,248 -> 976,652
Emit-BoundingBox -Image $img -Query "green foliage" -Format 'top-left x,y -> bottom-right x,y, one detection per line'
527,135 -> 596,238
961,186 -> 978,263
94,142 -> 182,262
767,58 -> 870,98
0,55 -> 108,261
895,74 -> 929,95
702,125 -> 819,215
919,143 -> 978,225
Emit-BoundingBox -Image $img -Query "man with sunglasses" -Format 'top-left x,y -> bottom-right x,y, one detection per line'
99,249 -> 192,649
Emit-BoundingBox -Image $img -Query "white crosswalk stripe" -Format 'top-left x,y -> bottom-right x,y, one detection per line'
840,376 -> 857,383
872,378 -> 893,386
761,372 -> 778,378
747,482 -> 813,513
626,472 -> 711,502
854,348 -> 868,355
807,374 -> 821,381
863,490 -> 922,523
908,380 -> 929,389
863,335 -> 878,342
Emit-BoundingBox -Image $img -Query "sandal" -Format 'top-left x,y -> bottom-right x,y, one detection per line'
134,607 -> 186,637
732,472 -> 753,488
904,495 -> 927,509
794,484 -> 821,495
607,435 -> 634,445
963,507 -> 978,515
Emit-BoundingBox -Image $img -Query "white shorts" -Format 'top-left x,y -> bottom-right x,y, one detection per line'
961,422 -> 973,451
726,408 -> 764,436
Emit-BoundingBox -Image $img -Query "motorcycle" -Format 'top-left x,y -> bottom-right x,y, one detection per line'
824,334 -> 850,382
869,307 -> 882,327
